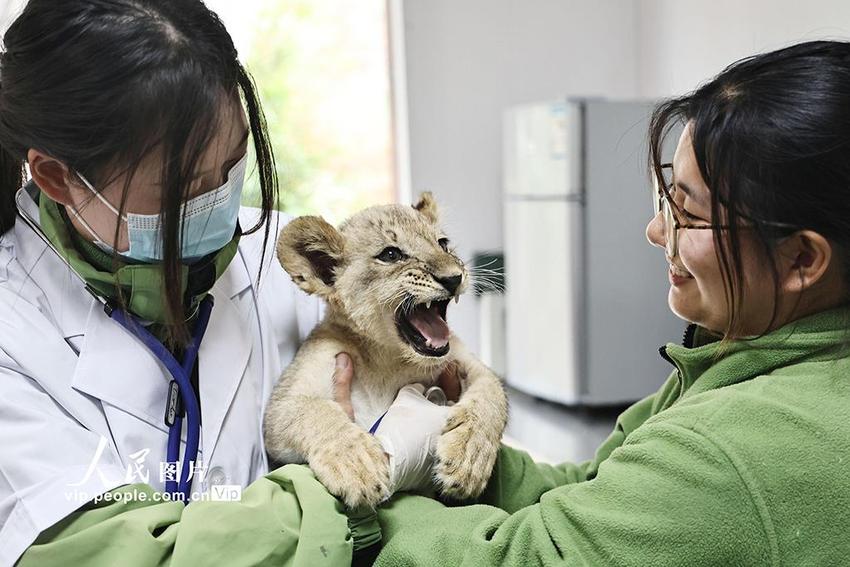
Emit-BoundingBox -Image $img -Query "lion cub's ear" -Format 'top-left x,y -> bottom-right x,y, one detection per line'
277,216 -> 345,299
413,191 -> 439,223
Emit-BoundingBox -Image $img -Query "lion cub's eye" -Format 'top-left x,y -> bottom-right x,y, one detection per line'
376,246 -> 407,263
438,238 -> 450,252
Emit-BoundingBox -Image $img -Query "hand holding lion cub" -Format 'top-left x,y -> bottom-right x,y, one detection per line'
262,193 -> 508,509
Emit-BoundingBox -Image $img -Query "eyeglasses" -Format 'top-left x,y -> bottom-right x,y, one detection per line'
652,163 -> 798,258
652,163 -> 715,258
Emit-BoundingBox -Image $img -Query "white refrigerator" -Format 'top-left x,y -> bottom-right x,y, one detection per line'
503,98 -> 685,406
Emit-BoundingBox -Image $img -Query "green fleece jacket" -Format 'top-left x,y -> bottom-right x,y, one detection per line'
374,306 -> 850,566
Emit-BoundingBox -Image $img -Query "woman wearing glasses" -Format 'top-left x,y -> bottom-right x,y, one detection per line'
350,40 -> 850,565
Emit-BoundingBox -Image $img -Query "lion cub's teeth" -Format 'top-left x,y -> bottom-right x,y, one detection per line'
425,301 -> 432,310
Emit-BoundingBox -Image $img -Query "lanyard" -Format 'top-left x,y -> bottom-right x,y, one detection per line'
110,295 -> 215,504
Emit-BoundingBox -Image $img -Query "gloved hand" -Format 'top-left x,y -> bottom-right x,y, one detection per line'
371,384 -> 451,495
332,353 -> 458,496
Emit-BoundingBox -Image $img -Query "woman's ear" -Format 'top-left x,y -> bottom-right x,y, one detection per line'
276,216 -> 345,300
775,230 -> 833,294
27,148 -> 78,205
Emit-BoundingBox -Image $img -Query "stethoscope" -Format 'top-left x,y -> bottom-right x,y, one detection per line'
16,185 -> 212,504
110,296 -> 213,503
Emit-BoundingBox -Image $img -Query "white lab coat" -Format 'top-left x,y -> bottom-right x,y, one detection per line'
0,188 -> 322,565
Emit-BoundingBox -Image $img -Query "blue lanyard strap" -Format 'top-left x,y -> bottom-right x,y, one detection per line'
368,411 -> 388,435
109,295 -> 215,503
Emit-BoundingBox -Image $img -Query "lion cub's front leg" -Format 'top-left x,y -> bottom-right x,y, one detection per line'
434,343 -> 508,500
263,345 -> 390,509
273,397 -> 390,509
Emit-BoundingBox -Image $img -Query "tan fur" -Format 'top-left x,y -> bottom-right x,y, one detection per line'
263,193 -> 509,509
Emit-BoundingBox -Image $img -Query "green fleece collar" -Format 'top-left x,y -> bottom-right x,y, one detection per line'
662,306 -> 850,401
38,193 -> 240,323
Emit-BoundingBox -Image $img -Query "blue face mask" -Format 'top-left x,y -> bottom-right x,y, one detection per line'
68,153 -> 248,263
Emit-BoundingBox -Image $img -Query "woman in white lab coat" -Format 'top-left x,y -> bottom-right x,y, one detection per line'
0,1 -> 405,565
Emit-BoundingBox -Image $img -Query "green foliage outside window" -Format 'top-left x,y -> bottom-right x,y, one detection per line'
240,0 -> 395,223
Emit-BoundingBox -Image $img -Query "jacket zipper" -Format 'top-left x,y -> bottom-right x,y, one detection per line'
658,345 -> 687,403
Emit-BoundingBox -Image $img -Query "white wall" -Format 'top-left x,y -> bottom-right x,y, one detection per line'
400,0 -> 640,353
636,0 -> 850,97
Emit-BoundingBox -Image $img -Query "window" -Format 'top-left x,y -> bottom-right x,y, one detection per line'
208,0 -> 398,222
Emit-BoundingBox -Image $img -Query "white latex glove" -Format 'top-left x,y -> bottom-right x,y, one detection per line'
371,384 -> 451,495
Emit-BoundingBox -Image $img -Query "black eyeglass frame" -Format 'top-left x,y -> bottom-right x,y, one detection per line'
652,162 -> 798,258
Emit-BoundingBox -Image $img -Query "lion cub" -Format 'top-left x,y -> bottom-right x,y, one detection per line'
263,193 -> 508,509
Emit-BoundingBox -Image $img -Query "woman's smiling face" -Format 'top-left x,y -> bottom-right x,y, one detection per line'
645,122 -> 782,335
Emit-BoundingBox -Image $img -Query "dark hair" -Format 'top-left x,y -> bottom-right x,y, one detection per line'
0,0 -> 278,346
649,40 -> 850,341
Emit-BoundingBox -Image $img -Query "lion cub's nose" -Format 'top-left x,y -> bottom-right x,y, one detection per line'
435,274 -> 462,295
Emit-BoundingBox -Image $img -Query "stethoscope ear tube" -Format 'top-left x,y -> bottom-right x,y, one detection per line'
15,187 -> 114,313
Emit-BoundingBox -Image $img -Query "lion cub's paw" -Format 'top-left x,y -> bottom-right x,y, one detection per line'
309,428 -> 390,509
433,403 -> 501,500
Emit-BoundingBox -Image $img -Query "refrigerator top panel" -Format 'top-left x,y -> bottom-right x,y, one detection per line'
503,100 -> 581,198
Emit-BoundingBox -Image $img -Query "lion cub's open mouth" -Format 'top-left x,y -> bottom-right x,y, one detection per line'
395,298 -> 452,357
